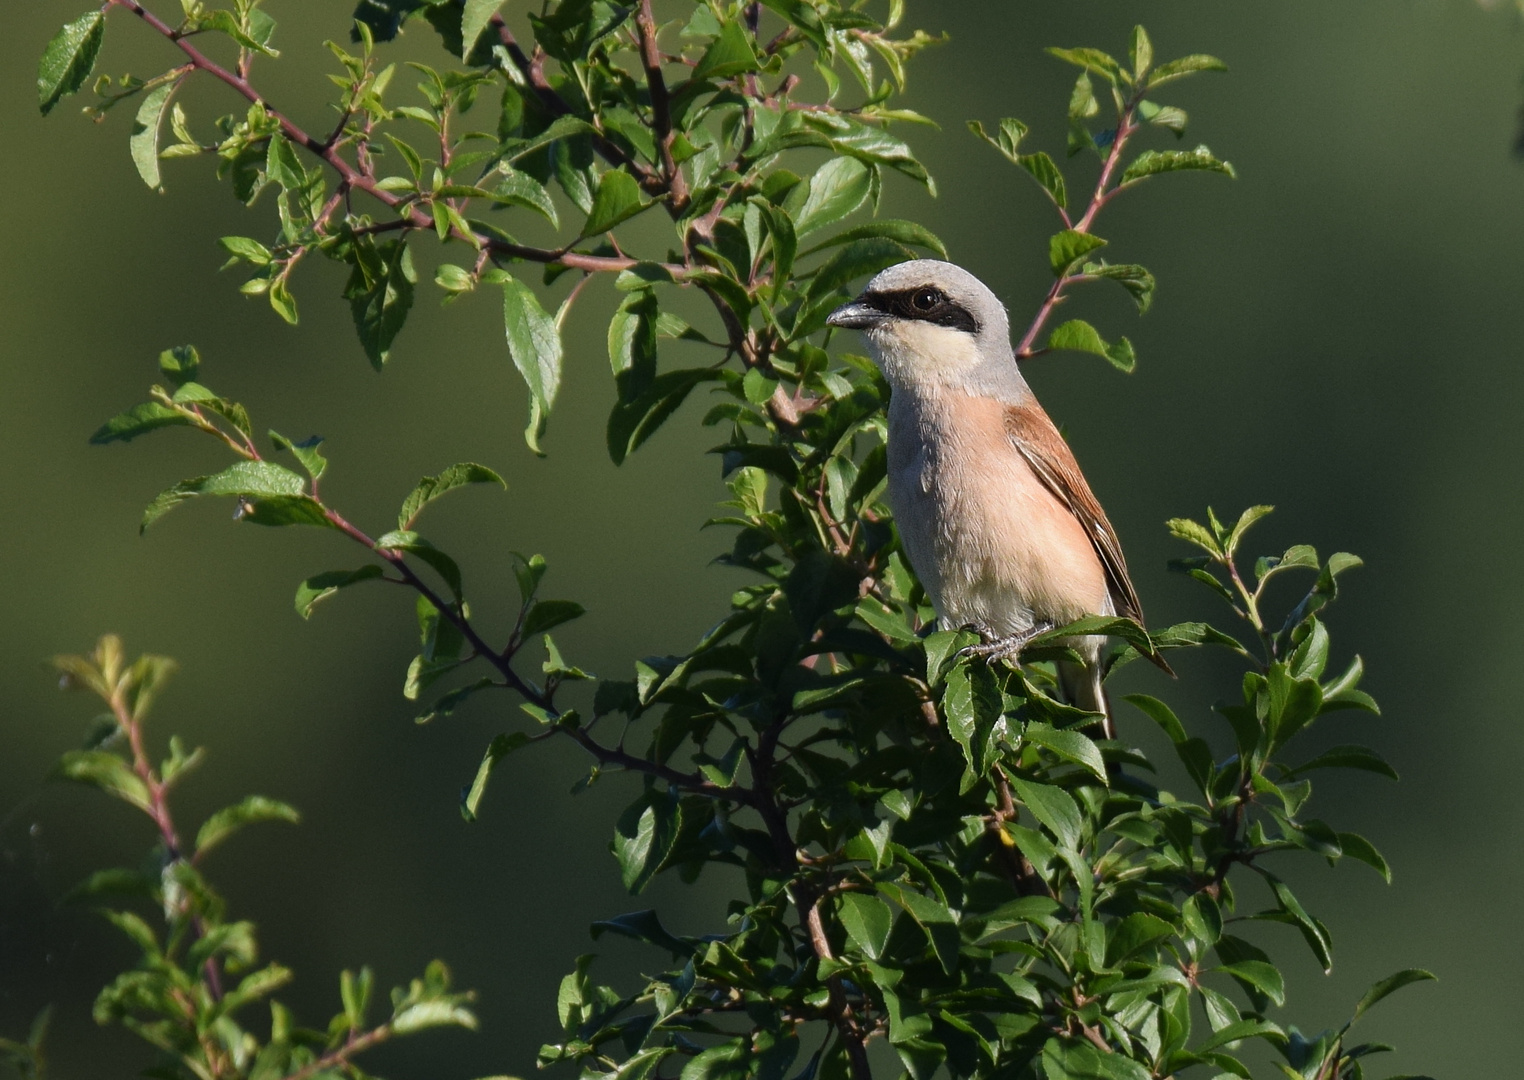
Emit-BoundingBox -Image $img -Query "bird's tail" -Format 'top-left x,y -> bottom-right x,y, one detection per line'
1057,657 -> 1114,740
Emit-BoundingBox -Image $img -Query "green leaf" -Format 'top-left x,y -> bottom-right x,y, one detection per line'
966,120 -> 1070,211
195,10 -> 279,56
590,909 -> 697,957
1129,25 -> 1153,79
269,431 -> 327,480
582,169 -> 649,235
1047,319 -> 1136,372
158,344 -> 200,386
691,18 -> 760,82
1262,872 -> 1333,972
495,271 -> 563,454
879,883 -> 958,975
1214,961 -> 1286,1007
613,789 -> 681,893
1105,912 -> 1174,967
234,495 -> 332,528
1022,722 -> 1106,782
923,629 -> 977,688
195,796 -> 299,857
1011,778 -> 1082,851
173,381 -> 252,437
220,236 -> 273,265
804,237 -> 915,307
492,165 -> 559,227
498,114 -> 597,164
1337,831 -> 1392,883
267,277 -> 299,325
390,997 -> 476,1034
38,11 -> 105,116
800,220 -> 947,259
838,892 -> 894,960
942,660 -> 1001,788
792,157 -> 871,236
1167,516 -> 1222,556
1147,54 -> 1229,88
52,750 -> 152,811
1353,969 -> 1436,1021
1040,1039 -> 1150,1080
141,461 -> 313,531
608,288 -> 659,392
1194,1019 -> 1283,1055
1138,99 -> 1190,137
266,135 -> 311,191
965,117 -> 1028,162
680,1041 -> 750,1080
521,599 -> 585,638
1124,693 -> 1187,742
295,566 -> 385,619
1017,150 -> 1067,210
461,732 -> 532,821
345,238 -> 416,369
1183,892 -> 1222,946
435,263 -> 474,293
1285,745 -> 1398,781
62,869 -> 154,905
460,0 -> 504,57
397,462 -> 506,529
1045,46 -> 1129,85
1087,263 -> 1156,313
90,402 -> 190,445
1049,230 -> 1107,277
608,368 -> 722,465
376,531 -> 464,600
1120,146 -> 1236,187
130,80 -> 180,192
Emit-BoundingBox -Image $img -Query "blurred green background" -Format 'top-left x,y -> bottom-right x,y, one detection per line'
3,1 -> 1521,1076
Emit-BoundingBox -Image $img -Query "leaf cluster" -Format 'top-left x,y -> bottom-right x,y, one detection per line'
43,635 -> 480,1080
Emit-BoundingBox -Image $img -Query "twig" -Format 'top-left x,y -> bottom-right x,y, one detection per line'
489,14 -> 662,194
284,1025 -> 392,1080
1014,94 -> 1143,359
634,0 -> 688,211
989,766 -> 1055,898
107,0 -> 653,274
106,685 -> 225,1001
317,505 -> 749,804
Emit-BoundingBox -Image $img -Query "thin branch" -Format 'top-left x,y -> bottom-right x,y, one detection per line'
106,687 -> 225,1002
989,766 -> 1055,898
107,0 -> 653,274
283,1025 -> 391,1080
1014,94 -> 1143,359
798,886 -> 873,1080
319,505 -> 747,803
634,0 -> 688,210
488,14 -> 663,195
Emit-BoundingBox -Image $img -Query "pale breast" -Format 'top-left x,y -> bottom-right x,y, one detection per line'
887,389 -> 1111,638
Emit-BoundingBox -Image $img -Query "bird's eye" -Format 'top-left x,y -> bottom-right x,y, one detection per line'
911,288 -> 942,312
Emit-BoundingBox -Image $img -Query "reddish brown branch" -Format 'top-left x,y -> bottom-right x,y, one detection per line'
634,0 -> 689,210
107,0 -> 652,274
319,506 -> 747,804
1014,96 -> 1143,359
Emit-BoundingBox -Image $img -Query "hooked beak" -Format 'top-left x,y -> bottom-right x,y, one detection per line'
826,298 -> 887,330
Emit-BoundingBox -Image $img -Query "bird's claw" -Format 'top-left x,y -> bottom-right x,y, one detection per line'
959,621 -> 1056,662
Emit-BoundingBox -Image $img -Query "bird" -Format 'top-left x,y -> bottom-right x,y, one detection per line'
826,259 -> 1166,736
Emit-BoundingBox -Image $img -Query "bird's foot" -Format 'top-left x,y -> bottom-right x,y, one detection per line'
960,621 -> 1056,662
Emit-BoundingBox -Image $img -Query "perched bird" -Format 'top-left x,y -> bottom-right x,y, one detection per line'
826,259 -> 1164,735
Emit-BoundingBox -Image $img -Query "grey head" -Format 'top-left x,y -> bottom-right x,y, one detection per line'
825,259 -> 1027,401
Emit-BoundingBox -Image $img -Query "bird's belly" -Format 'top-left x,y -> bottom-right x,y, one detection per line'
888,417 -> 1110,639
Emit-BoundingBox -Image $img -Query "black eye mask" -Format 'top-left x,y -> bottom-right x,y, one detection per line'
857,287 -> 981,334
